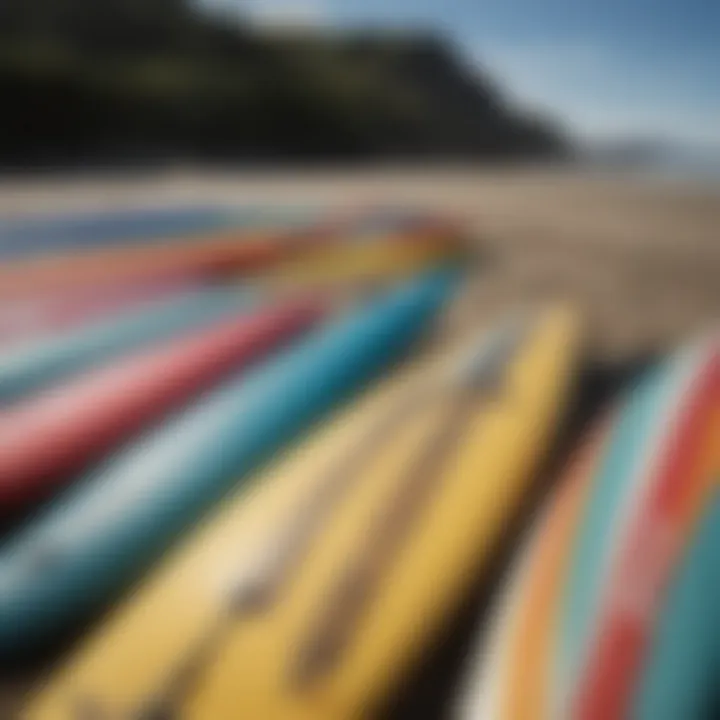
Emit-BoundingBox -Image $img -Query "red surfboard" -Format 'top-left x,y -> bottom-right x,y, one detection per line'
0,296 -> 325,512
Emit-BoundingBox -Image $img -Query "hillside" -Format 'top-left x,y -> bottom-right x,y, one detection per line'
0,0 -> 571,167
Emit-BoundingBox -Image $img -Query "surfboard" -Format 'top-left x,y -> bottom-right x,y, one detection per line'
571,341 -> 719,720
0,268 -> 460,658
0,276 -> 210,348
454,415 -> 616,720
454,332 -> 719,720
263,216 -> 466,286
0,286 -> 264,404
0,295 -> 325,513
24,302 -> 580,720
0,227 -> 292,300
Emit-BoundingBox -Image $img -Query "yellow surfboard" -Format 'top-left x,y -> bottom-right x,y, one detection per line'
264,224 -> 468,286
25,306 -> 581,720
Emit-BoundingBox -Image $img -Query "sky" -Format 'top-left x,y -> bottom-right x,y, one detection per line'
200,0 -> 720,147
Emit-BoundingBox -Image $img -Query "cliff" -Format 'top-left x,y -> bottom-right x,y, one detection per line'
0,0 -> 570,167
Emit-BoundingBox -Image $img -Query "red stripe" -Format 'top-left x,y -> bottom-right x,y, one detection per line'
576,348 -> 719,720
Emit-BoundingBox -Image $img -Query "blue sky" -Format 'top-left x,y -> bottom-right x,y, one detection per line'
201,0 -> 720,146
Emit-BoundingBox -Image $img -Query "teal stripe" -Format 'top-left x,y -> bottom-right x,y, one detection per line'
554,353 -> 691,710
633,491 -> 720,720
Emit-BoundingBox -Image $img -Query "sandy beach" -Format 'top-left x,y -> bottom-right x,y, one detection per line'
2,166 -> 717,358
0,167 -> 718,718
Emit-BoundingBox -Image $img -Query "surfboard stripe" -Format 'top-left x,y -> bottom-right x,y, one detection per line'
453,406 -> 608,720
554,346 -> 702,715
454,497 -> 542,720
575,347 -> 719,719
501,415 -> 613,720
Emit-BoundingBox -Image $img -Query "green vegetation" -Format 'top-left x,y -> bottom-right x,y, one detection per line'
0,0 -> 570,167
